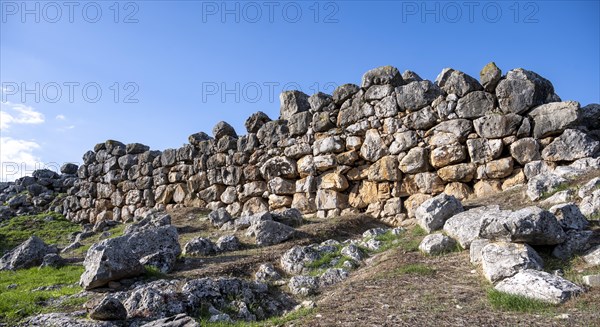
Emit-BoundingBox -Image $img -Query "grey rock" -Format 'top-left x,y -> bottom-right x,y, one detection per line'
280,245 -> 320,274
364,84 -> 394,101
260,156 -> 298,179
362,65 -> 403,88
582,274 -> 600,287
332,83 -> 360,104
184,237 -> 216,256
402,70 -> 423,83
510,138 -> 541,165
140,251 -> 177,274
549,203 -> 589,230
21,313 -> 116,327
469,238 -> 491,265
429,119 -> 473,141
435,68 -> 482,97
526,173 -> 567,201
124,279 -> 185,319
552,230 -> 593,260
403,106 -> 438,130
466,138 -> 503,164
288,111 -> 312,136
495,269 -> 582,304
188,132 -> 212,147
415,193 -> 464,233
396,80 -> 444,112
60,163 -> 79,174
40,253 -> 64,268
582,245 -> 600,266
341,244 -> 365,262
208,208 -> 232,228
319,268 -> 349,287
272,208 -> 303,227
528,101 -> 580,138
255,263 -> 282,283
360,129 -> 387,162
90,297 -> 127,321
481,242 -> 543,283
399,147 -> 429,174
580,189 -> 600,219
216,235 -> 241,252
496,68 -> 558,114
308,92 -> 333,112
419,233 -> 457,255
245,111 -> 271,133
473,114 -> 522,139
212,121 -> 237,140
455,91 -> 496,119
542,129 -> 599,162
580,103 -> 600,130
289,275 -> 320,296
480,62 -> 502,92
578,177 -> 600,198
249,220 -> 295,246
443,206 -> 499,249
280,90 -> 310,120
0,236 -> 49,270
479,206 -> 566,245
80,237 -> 145,290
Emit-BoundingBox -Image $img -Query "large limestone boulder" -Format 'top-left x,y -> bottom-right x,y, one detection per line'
552,230 -> 593,260
247,220 -> 295,246
541,129 -> 599,162
509,138 -> 541,165
480,62 -> 502,92
89,297 -> 127,321
473,114 -> 522,139
360,129 -> 388,162
396,81 -> 443,112
526,173 -> 567,201
466,138 -> 503,164
435,68 -> 482,97
495,68 -> 558,114
419,233 -> 457,255
479,206 -> 566,245
260,156 -> 298,180
495,269 -> 583,304
415,193 -> 464,233
399,147 -> 429,174
245,111 -> 271,133
362,65 -> 403,88
183,237 -> 216,256
580,189 -> 600,219
80,237 -> 145,290
443,206 -> 502,249
0,236 -> 50,271
280,245 -> 320,274
280,90 -> 310,121
455,91 -> 495,119
212,121 -> 237,140
549,203 -> 589,230
481,242 -> 543,283
141,314 -> 200,327
528,101 -> 580,138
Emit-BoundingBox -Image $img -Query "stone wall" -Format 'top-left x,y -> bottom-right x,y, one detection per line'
61,63 -> 600,224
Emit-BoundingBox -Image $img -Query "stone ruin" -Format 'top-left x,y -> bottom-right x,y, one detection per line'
3,63 -> 600,226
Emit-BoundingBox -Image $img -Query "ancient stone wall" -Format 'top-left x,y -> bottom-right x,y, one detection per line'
60,63 -> 600,224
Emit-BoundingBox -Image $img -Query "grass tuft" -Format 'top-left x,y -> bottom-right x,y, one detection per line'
487,289 -> 553,313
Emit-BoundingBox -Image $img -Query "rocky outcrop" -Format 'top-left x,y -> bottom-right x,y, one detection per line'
0,236 -> 52,270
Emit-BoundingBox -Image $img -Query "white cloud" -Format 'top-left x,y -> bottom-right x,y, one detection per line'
0,136 -> 42,182
55,114 -> 66,120
0,101 -> 45,129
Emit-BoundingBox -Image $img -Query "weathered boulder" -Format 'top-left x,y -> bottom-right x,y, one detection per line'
90,297 -> 127,321
208,208 -> 232,227
245,111 -> 271,133
280,90 -> 310,121
430,144 -> 467,169
216,235 -> 241,252
580,189 -> 600,219
0,236 -> 50,270
362,65 -> 403,88
183,237 -> 216,256
40,253 -> 65,268
419,233 -> 457,255
469,238 -> 491,265
80,237 -> 145,290
188,131 -> 212,147
552,230 -> 593,260
248,220 -> 295,246
272,208 -> 303,227
319,268 -> 349,287
435,68 -> 482,97
582,245 -> 600,266
578,177 -> 600,199
481,242 -> 543,283
466,138 -> 503,164
496,68 -> 558,114
124,279 -> 185,319
455,91 -> 496,119
509,138 -> 541,165
480,62 -> 502,92
395,80 -> 443,111
289,275 -> 319,296
437,163 -> 476,183
479,206 -> 566,245
403,106 -> 438,130
360,129 -> 388,162
332,83 -> 360,104
415,193 -> 464,233
473,114 -> 522,139
280,245 -> 320,274
495,269 -> 583,304
261,156 -> 298,179
255,263 -> 282,283
549,203 -> 589,230
60,163 -> 79,174
541,129 -> 599,162
443,206 -> 500,249
257,120 -> 289,147
528,101 -> 580,138
526,173 -> 567,201
140,251 -> 177,274
212,121 -> 237,139
399,147 -> 429,174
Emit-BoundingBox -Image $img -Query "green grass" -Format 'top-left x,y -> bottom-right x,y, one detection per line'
0,265 -> 84,324
0,212 -> 81,254
144,265 -> 168,280
68,223 -> 127,257
540,183 -> 572,200
487,289 -> 553,313
199,307 -> 315,326
305,246 -> 343,270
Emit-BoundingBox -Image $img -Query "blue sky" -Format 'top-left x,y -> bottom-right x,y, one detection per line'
1,0 -> 599,181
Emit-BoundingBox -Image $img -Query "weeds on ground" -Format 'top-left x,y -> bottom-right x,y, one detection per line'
198,307 -> 315,326
0,265 -> 84,324
487,289 -> 553,313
